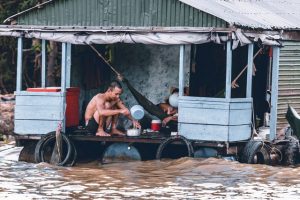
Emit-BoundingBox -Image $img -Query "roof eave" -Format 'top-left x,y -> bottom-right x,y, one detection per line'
0,25 -> 235,33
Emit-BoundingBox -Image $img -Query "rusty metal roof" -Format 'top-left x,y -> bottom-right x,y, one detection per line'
180,0 -> 300,29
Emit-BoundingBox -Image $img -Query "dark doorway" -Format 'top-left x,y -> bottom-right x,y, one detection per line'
189,42 -> 271,128
189,42 -> 226,98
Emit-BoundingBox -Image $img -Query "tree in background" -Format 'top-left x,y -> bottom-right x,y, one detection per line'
0,0 -> 37,93
0,0 -> 60,93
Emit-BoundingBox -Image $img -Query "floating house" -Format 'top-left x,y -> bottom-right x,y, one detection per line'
1,0 -> 300,165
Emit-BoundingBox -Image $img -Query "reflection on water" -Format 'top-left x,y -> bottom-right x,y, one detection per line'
1,148 -> 300,199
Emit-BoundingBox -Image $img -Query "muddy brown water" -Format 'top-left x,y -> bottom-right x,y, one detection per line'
0,146 -> 300,199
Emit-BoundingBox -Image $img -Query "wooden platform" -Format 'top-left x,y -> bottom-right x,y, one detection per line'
13,130 -> 169,144
13,129 -> 232,149
69,130 -> 168,144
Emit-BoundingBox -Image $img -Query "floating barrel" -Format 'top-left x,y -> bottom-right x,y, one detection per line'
194,147 -> 218,158
18,142 -> 36,163
101,143 -> 141,164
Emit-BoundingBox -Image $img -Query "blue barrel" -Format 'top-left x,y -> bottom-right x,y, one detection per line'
101,143 -> 141,164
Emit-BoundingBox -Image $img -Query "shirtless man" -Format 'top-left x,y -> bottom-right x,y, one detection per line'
85,81 -> 140,136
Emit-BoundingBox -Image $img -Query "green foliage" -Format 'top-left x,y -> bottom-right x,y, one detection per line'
19,0 -> 39,11
0,0 -> 38,93
0,0 -> 37,22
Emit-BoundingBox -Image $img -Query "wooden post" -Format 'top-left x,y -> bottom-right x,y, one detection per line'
66,43 -> 71,88
61,43 -> 67,93
246,43 -> 254,98
270,46 -> 280,141
179,45 -> 185,97
225,40 -> 232,99
61,43 -> 67,132
16,37 -> 23,92
41,39 -> 46,88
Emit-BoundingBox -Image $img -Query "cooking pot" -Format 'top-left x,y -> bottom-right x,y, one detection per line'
126,128 -> 141,137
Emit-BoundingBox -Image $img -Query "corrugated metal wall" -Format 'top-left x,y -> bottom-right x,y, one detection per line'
17,0 -> 227,27
277,41 -> 300,130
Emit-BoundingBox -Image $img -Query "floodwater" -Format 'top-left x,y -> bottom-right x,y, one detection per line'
0,145 -> 300,199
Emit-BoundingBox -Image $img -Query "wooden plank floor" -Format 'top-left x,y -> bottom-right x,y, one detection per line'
14,130 -> 169,144
14,129 -> 236,148
69,130 -> 168,144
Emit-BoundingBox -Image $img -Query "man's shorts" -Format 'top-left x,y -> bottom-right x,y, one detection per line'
86,117 -> 98,134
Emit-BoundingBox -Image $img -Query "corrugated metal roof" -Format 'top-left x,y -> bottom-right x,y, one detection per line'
4,0 -> 227,28
180,0 -> 300,29
3,0 -> 54,24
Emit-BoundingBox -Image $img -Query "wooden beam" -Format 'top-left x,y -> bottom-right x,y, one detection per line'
41,39 -> 46,88
16,37 -> 23,92
270,46 -> 280,141
61,43 -> 67,93
61,42 -> 67,132
66,43 -> 71,88
225,40 -> 232,99
246,43 -> 254,98
179,45 -> 185,96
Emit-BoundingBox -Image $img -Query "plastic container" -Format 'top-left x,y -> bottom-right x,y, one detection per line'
169,93 -> 179,108
26,87 -> 80,127
151,120 -> 161,131
130,105 -> 144,120
65,88 -> 80,127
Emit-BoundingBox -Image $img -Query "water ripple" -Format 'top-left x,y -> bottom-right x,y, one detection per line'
0,154 -> 299,199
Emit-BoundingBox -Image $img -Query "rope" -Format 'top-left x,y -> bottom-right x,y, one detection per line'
251,100 -> 257,138
55,122 -> 62,162
56,103 -> 67,162
87,43 -> 169,120
231,48 -> 262,88
87,43 -> 121,77
261,141 -> 283,162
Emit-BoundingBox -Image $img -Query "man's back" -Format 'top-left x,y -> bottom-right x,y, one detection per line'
85,94 -> 102,121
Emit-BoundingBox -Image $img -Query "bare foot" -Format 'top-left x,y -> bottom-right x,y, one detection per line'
111,128 -> 125,136
95,130 -> 110,137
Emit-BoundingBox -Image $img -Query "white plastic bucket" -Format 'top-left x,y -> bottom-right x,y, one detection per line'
169,93 -> 179,108
130,105 -> 145,120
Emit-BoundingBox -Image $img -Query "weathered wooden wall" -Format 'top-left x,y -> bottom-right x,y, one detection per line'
277,41 -> 300,131
14,92 -> 64,135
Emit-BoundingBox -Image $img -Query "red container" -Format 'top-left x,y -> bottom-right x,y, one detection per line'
27,87 -> 80,127
151,120 -> 161,131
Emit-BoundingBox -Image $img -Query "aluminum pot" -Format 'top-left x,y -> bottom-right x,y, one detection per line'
126,128 -> 141,137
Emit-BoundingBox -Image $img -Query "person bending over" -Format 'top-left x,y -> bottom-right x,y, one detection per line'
158,87 -> 189,131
